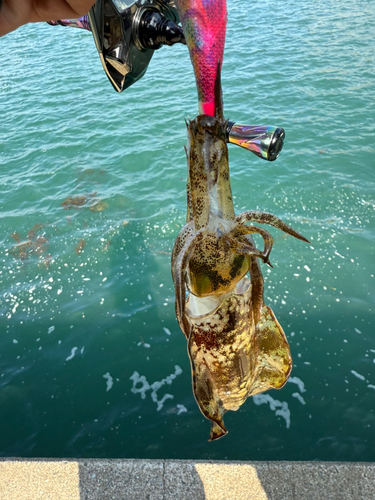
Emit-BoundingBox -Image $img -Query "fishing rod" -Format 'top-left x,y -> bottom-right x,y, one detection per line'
48,0 -> 284,161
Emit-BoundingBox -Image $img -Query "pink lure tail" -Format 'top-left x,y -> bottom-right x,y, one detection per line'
176,0 -> 227,118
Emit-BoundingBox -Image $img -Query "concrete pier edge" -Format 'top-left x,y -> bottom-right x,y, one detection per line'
0,458 -> 374,499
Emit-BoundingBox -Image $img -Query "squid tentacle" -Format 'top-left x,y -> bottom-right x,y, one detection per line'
225,224 -> 274,266
236,210 -> 310,244
173,227 -> 207,337
249,256 -> 265,326
224,236 -> 262,258
225,238 -> 274,268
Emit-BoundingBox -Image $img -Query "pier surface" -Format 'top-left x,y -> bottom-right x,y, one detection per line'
0,459 -> 374,499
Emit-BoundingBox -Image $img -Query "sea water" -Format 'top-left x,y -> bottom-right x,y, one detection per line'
0,0 -> 374,461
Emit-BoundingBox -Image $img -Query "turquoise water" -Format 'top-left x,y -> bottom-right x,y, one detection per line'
1,0 -> 374,461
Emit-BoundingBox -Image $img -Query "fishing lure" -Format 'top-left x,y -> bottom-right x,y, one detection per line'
176,0 -> 227,116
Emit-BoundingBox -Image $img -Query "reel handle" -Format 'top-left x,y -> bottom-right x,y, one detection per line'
226,122 -> 285,161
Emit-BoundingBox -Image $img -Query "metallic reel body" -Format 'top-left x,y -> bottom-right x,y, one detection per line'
88,0 -> 184,92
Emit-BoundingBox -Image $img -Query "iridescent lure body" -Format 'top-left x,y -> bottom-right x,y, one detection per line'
176,0 -> 227,116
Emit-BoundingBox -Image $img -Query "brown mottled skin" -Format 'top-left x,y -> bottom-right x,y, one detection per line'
171,115 -> 309,440
188,286 -> 293,440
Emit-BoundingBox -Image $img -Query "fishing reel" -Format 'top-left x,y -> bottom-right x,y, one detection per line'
89,0 -> 185,92
226,122 -> 285,162
89,0 -> 285,160
48,1 -> 185,92
47,0 -> 285,161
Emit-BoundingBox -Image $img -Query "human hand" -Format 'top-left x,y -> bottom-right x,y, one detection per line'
0,0 -> 95,37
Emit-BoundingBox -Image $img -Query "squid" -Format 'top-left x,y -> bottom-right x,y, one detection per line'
171,112 -> 309,440
173,0 -> 309,440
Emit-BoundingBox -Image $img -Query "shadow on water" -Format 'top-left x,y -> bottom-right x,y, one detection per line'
1,206 -> 374,462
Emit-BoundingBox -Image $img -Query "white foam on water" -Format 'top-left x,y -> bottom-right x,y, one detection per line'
176,404 -> 187,415
153,393 -> 174,411
48,326 -> 55,334
288,376 -> 306,393
253,394 -> 291,429
351,370 -> 365,381
129,372 -> 150,399
292,392 -> 306,405
130,365 -> 183,411
368,385 -> 375,390
103,372 -> 113,392
163,327 -> 171,336
130,372 -> 150,399
334,250 -> 345,259
66,347 -> 78,361
137,342 -> 151,348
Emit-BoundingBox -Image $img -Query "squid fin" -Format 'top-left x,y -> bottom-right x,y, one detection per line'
250,305 -> 293,395
209,420 -> 228,441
